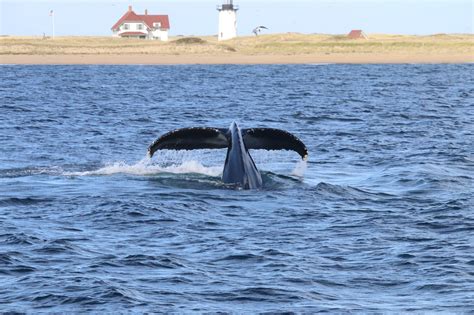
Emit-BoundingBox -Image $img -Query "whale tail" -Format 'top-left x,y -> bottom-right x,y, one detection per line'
148,127 -> 308,160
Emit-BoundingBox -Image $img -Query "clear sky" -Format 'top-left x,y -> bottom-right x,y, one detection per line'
0,0 -> 472,37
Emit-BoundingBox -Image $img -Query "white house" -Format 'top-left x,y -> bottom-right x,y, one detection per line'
111,6 -> 170,41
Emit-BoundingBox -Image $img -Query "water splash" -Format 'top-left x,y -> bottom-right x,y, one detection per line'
291,160 -> 307,178
63,149 -> 304,179
65,155 -> 222,177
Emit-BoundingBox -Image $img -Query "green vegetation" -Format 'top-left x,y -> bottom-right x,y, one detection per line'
173,37 -> 207,45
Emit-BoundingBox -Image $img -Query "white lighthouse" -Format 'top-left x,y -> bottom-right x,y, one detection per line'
217,0 -> 238,41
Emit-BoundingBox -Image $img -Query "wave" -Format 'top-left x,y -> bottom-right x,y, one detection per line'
0,166 -> 64,178
0,197 -> 54,207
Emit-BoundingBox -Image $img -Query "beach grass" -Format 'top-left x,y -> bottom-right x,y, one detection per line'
1,33 -> 473,56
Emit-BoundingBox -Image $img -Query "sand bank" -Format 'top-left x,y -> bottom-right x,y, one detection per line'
1,53 -> 472,65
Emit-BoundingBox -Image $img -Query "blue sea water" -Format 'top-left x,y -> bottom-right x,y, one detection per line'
0,64 -> 473,312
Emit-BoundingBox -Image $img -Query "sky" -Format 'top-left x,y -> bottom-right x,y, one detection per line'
0,0 -> 472,37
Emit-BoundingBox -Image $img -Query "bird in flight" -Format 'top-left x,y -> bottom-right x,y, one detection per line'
253,26 -> 268,36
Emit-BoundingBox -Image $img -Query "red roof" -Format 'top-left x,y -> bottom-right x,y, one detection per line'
119,32 -> 148,36
348,30 -> 366,39
111,8 -> 170,30
140,15 -> 170,30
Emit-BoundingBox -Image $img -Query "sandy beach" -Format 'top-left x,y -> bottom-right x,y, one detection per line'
1,34 -> 473,64
1,53 -> 471,64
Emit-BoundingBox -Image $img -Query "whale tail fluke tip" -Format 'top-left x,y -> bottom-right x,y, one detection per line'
242,128 -> 308,160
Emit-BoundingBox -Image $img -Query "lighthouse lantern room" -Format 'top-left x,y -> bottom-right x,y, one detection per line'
217,0 -> 238,41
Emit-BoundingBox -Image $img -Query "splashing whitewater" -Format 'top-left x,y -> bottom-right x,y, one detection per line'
65,156 -> 223,177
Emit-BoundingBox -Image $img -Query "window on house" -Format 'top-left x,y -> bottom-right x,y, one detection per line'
154,22 -> 161,28
137,24 -> 143,30
124,24 -> 129,30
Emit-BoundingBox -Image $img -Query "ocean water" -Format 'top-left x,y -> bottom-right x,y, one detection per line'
0,64 -> 473,312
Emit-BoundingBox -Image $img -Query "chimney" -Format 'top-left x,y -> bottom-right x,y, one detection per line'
145,9 -> 148,15
128,5 -> 132,12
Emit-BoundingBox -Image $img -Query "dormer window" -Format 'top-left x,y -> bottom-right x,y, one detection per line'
154,22 -> 161,28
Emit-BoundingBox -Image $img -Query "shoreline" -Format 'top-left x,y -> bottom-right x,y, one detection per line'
1,53 -> 472,65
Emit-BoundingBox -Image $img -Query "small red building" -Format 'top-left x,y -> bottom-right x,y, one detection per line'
347,30 -> 368,39
111,6 -> 170,41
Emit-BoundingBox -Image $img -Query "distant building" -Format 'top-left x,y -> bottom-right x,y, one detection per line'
217,0 -> 238,41
111,6 -> 170,41
347,30 -> 368,39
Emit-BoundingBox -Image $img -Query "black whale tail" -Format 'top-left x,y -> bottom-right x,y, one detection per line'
148,127 -> 308,160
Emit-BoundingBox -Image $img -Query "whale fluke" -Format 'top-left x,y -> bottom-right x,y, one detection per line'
148,127 -> 228,157
148,122 -> 308,189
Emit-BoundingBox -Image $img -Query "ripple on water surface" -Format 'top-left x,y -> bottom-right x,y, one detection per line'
0,64 -> 473,312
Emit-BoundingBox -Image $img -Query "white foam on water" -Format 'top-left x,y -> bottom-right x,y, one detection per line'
65,156 -> 222,177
